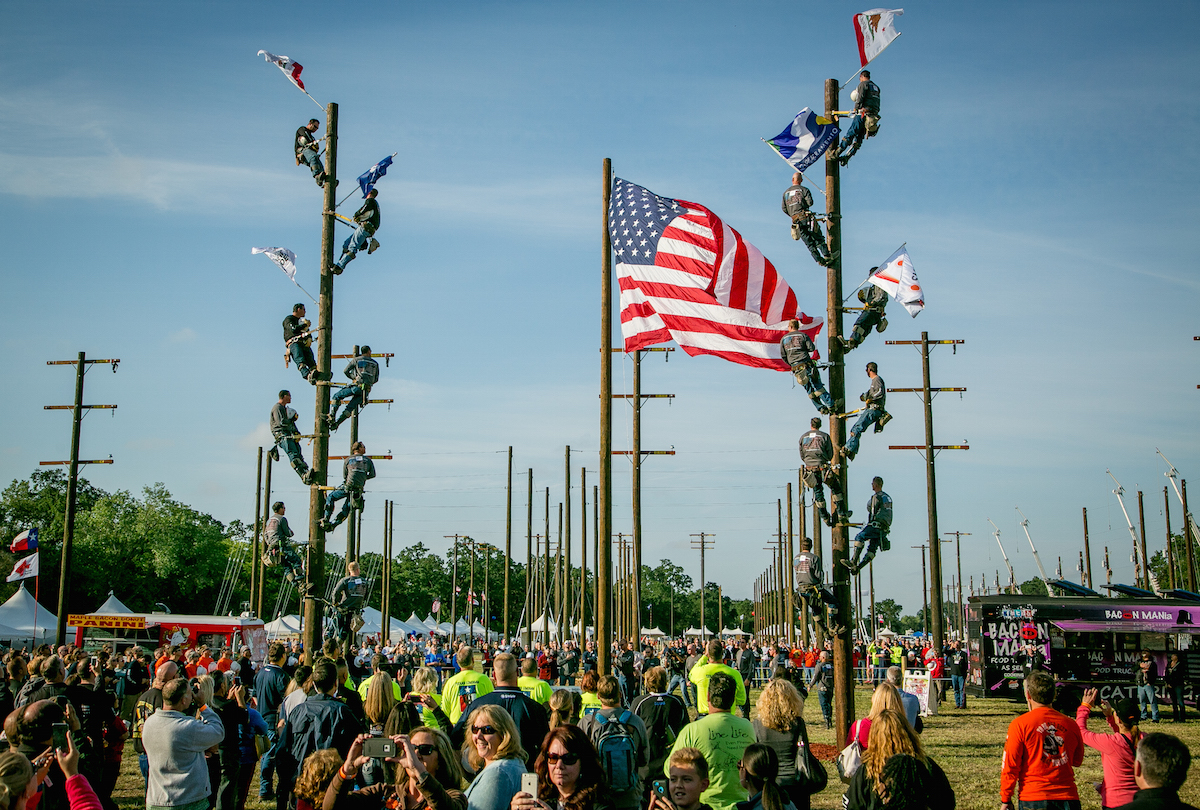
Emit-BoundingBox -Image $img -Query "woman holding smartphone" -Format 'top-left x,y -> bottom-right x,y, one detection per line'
461,705 -> 527,810
509,726 -> 607,810
325,727 -> 465,810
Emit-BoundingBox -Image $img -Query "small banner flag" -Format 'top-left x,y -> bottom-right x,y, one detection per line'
6,552 -> 38,583
358,155 -> 394,198
252,246 -> 297,280
257,50 -> 306,91
854,8 -> 904,67
764,108 -> 839,174
868,245 -> 924,317
9,529 -> 37,554
431,599 -> 441,613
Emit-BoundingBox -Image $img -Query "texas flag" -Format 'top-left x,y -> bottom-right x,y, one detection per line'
6,553 -> 38,583
9,528 -> 37,554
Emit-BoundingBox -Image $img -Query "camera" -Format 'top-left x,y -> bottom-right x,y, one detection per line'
362,737 -> 396,759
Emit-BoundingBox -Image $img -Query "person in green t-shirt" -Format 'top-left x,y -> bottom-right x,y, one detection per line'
580,669 -> 603,718
688,639 -> 747,715
666,672 -> 754,810
439,645 -> 494,724
517,657 -> 553,705
410,666 -> 443,728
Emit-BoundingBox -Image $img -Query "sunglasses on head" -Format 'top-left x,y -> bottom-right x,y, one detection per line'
471,725 -> 497,736
546,752 -> 580,766
413,743 -> 437,756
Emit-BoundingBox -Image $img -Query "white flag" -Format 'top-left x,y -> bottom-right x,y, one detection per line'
854,8 -> 903,67
252,246 -> 298,281
6,552 -> 38,583
257,50 -> 306,91
869,246 -> 924,317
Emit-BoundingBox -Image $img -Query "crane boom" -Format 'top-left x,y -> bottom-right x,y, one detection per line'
988,518 -> 1017,593
1015,507 -> 1051,584
1107,469 -> 1144,586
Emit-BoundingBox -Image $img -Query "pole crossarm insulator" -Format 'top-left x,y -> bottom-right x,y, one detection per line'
39,459 -> 114,465
327,454 -> 393,460
611,450 -> 676,456
366,399 -> 393,404
43,404 -> 117,410
331,353 -> 394,359
47,359 -> 120,365
886,387 -> 966,392
608,394 -> 675,399
888,445 -> 969,450
885,340 -> 964,346
609,347 -> 674,353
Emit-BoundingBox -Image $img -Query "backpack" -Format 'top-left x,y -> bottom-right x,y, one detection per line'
594,710 -> 638,793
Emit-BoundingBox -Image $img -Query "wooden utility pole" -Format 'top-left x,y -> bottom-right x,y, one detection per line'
258,453 -> 272,618
1082,507 -> 1093,589
504,447 -> 513,642
1164,488 -> 1176,590
564,447 -> 572,636
868,561 -> 876,639
250,448 -> 263,617
543,487 -> 551,648
302,102 -> 337,664
944,531 -> 970,639
824,78 -> 854,748
579,468 -> 588,638
447,534 -> 461,647
1184,480 -> 1197,591
886,331 -> 966,653
44,351 -> 119,645
812,498 -> 825,649
598,158 -> 614,675
912,544 -> 929,634
690,534 -> 715,638
798,474 -> 810,647
1137,490 -> 1150,590
786,483 -> 796,647
525,469 -> 533,647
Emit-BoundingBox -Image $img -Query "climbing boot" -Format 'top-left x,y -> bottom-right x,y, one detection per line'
367,238 -> 380,255
874,411 -> 893,433
301,468 -> 316,486
269,445 -> 280,462
877,317 -> 888,333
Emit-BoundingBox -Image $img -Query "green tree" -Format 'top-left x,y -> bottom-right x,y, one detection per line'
1149,531 -> 1194,589
1019,577 -> 1048,596
874,598 -> 903,630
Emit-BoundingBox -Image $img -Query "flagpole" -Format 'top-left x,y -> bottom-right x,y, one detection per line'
842,243 -> 906,303
841,32 -> 901,90
32,575 -> 38,643
759,139 -> 828,200
293,281 -> 318,304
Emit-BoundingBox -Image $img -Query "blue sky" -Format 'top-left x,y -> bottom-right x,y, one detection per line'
2,1 -> 1197,619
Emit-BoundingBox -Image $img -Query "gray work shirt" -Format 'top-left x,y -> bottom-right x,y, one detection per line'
867,490 -> 893,531
781,184 -> 813,220
863,375 -> 886,409
799,429 -> 833,468
343,454 -> 376,490
263,514 -> 292,547
780,330 -> 816,368
269,402 -> 300,440
795,550 -> 823,587
344,357 -> 380,389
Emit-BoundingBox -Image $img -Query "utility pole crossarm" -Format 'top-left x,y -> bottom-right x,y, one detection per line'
327,455 -> 393,460
888,445 -> 969,450
47,358 -> 121,366
39,459 -> 113,465
612,450 -> 676,456
43,405 -> 117,410
886,388 -> 966,393
884,340 -> 964,346
609,394 -> 676,399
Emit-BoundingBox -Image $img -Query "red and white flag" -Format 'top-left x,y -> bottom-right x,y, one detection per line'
6,553 -> 38,583
854,8 -> 904,67
610,178 -> 823,370
868,245 -> 924,317
258,50 -> 306,91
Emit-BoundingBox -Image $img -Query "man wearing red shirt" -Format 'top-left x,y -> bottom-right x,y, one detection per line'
1000,670 -> 1084,810
214,648 -> 234,672
197,646 -> 215,672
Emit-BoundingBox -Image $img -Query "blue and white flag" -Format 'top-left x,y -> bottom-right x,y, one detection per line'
764,108 -> 840,173
358,155 -> 395,198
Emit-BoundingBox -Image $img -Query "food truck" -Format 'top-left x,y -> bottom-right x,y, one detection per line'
68,612 -> 268,661
967,592 -> 1197,704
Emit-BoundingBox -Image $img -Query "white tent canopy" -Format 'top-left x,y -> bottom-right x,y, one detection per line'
92,592 -> 134,614
264,614 -> 301,637
641,627 -> 666,637
521,613 -> 559,633
0,585 -> 62,642
682,627 -> 714,637
721,627 -> 748,636
877,627 -> 898,637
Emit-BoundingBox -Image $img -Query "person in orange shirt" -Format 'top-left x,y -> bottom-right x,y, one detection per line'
1000,670 -> 1084,810
214,648 -> 234,672
197,645 -> 215,672
803,648 -> 819,682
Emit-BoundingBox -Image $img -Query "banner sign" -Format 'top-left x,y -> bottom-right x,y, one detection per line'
67,614 -> 147,630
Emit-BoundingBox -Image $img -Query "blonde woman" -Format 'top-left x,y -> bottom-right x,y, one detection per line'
461,704 -> 527,810
364,672 -> 398,735
752,678 -> 816,810
294,748 -> 342,810
848,681 -> 909,750
411,667 -> 444,728
547,688 -> 578,729
843,710 -> 954,810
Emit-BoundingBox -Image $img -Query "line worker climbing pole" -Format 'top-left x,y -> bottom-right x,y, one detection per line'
321,441 -> 376,532
269,390 -> 316,484
834,266 -> 889,353
326,345 -> 379,431
781,319 -> 835,415
330,189 -> 380,273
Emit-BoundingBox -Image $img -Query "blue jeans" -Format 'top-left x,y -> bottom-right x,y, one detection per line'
324,486 -> 360,528
667,673 -> 692,708
817,688 -> 832,724
336,225 -> 370,269
1137,684 -> 1160,721
330,384 -> 364,428
952,674 -> 966,708
791,364 -> 834,414
839,114 -> 865,158
259,725 -> 280,796
289,342 -> 315,379
874,665 -> 887,685
275,436 -> 310,478
138,752 -> 149,786
300,147 -> 324,178
846,407 -> 882,456
849,524 -> 886,571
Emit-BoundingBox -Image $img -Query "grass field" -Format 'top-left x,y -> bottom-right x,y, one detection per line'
107,686 -> 1200,810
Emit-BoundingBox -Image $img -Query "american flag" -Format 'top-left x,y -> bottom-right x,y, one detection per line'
609,178 -> 822,370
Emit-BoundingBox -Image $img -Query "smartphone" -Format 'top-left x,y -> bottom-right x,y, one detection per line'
406,693 -> 424,704
521,772 -> 539,797
362,737 -> 396,759
51,723 -> 69,752
652,780 -> 669,799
